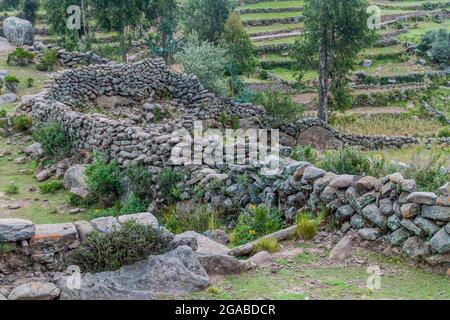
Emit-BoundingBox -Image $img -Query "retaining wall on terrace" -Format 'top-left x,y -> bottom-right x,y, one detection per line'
1,162 -> 449,273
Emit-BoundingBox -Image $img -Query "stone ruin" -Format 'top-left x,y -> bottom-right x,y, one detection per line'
0,56 -> 448,299
19,57 -> 449,170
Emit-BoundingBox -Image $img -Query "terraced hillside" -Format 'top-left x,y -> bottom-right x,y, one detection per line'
237,0 -> 450,137
239,0 -> 449,79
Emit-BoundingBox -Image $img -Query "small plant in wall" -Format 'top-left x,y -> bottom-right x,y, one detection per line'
36,49 -> 58,71
4,75 -> 20,93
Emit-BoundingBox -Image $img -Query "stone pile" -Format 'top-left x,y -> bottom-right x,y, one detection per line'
29,42 -> 108,68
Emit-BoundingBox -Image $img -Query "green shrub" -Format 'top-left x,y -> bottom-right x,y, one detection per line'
11,115 -> 32,131
295,212 -> 322,240
4,75 -> 20,93
436,126 -> 450,138
0,110 -> 7,118
39,180 -> 63,194
157,168 -> 183,203
32,122 -> 72,160
174,40 -> 228,96
251,90 -> 304,123
120,192 -> 147,215
124,164 -> 152,202
259,69 -> 269,80
162,205 -> 219,234
290,145 -> 317,163
219,111 -> 228,127
26,78 -> 34,88
68,221 -> 173,273
417,29 -> 449,64
36,49 -> 57,71
318,148 -> 371,176
230,115 -> 240,130
253,237 -> 281,254
85,153 -> 123,207
231,205 -> 283,246
7,48 -> 35,66
4,183 -> 19,195
400,151 -> 449,192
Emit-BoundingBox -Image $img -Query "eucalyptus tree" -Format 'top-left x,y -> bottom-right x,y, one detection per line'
293,0 -> 375,122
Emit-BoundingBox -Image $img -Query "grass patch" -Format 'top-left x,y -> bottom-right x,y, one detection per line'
254,237 -> 281,254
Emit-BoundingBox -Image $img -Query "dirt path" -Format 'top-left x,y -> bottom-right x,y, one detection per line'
304,106 -> 407,118
294,83 -> 425,111
251,31 -> 302,42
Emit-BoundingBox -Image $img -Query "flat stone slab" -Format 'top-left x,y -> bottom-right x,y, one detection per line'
421,205 -> 450,222
90,216 -> 122,233
174,231 -> 243,275
59,246 -> 209,300
0,219 -> 35,242
30,223 -> 78,249
0,93 -> 18,105
406,192 -> 438,205
8,282 -> 60,300
118,212 -> 158,229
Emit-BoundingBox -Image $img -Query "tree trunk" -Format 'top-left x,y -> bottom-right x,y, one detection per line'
120,28 -> 127,63
318,33 -> 328,123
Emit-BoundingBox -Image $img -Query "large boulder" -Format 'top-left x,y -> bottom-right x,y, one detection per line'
329,235 -> 353,261
8,282 -> 60,300
174,231 -> 244,275
296,126 -> 343,151
421,205 -> 450,222
0,219 -> 35,242
24,143 -> 43,158
63,165 -> 87,190
401,237 -> 431,259
118,212 -> 159,229
58,246 -> 209,300
0,93 -> 18,105
3,17 -> 34,46
429,228 -> 450,255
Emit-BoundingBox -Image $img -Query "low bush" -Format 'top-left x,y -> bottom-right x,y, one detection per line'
124,164 -> 152,203
318,148 -> 372,176
290,145 -> 317,163
436,126 -> 450,138
7,48 -> 35,66
251,90 -> 304,123
26,78 -> 34,88
4,75 -> 20,93
157,168 -> 183,204
400,151 -> 449,192
4,183 -> 19,195
11,115 -> 32,131
231,205 -> 283,246
162,205 -> 219,234
295,212 -> 322,240
85,153 -> 123,207
39,180 -> 63,194
36,49 -> 57,71
32,122 -> 72,160
0,110 -> 7,118
68,221 -> 174,273
120,192 -> 147,216
253,237 -> 281,254
417,29 -> 449,64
